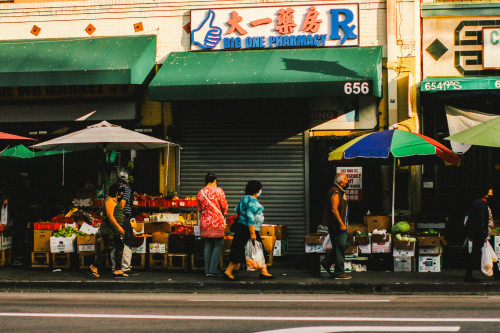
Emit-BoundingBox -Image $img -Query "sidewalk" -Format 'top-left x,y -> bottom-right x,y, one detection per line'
0,257 -> 499,294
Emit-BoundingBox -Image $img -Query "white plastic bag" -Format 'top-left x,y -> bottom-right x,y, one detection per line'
481,241 -> 498,276
244,240 -> 266,271
322,234 -> 332,251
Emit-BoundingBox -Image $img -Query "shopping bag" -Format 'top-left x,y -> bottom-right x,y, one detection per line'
481,241 -> 498,276
244,240 -> 266,271
322,234 -> 332,251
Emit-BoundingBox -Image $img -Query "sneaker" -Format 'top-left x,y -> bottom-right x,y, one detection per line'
334,273 -> 352,280
320,259 -> 334,278
206,272 -> 223,277
113,270 -> 129,278
123,270 -> 140,276
87,265 -> 100,279
12,260 -> 23,266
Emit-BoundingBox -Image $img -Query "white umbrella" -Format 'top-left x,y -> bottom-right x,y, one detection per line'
32,120 -> 173,151
32,120 -> 178,187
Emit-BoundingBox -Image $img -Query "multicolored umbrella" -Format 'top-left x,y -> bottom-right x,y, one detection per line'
329,129 -> 460,166
329,129 -> 460,224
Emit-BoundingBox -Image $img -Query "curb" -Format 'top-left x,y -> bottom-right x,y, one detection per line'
0,280 -> 499,294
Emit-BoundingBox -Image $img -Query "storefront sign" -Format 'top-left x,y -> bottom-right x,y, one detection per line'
421,77 -> 500,92
190,4 -> 359,51
0,85 -> 135,101
483,27 -> 500,69
336,166 -> 362,202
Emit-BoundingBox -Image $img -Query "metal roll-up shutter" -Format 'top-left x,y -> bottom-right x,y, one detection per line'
175,99 -> 307,255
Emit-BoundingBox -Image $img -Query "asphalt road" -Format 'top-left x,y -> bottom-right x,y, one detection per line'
0,293 -> 498,332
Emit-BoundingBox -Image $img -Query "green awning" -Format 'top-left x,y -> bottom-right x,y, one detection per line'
149,46 -> 382,100
421,77 -> 500,93
0,35 -> 157,87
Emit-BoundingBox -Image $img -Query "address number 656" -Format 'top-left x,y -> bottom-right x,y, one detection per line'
344,82 -> 370,95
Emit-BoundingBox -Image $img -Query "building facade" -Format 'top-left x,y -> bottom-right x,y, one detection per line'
0,0 -> 420,254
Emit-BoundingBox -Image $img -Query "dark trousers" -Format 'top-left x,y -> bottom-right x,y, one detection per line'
465,239 -> 500,278
96,232 -> 124,272
324,230 -> 348,277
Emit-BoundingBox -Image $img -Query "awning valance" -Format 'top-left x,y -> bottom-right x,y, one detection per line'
148,46 -> 382,100
421,76 -> 500,93
0,35 -> 157,87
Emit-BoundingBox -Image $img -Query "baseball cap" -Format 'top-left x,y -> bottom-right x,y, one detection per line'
118,171 -> 129,182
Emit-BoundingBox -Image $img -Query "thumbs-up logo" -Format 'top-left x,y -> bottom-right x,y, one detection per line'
191,10 -> 222,49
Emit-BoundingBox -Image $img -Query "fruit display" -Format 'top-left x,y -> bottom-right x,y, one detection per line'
53,226 -> 86,237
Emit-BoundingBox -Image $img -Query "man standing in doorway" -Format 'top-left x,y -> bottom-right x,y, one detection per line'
320,172 -> 352,279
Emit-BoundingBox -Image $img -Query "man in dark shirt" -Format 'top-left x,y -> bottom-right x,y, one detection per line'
115,171 -> 139,276
464,184 -> 498,282
320,172 -> 352,279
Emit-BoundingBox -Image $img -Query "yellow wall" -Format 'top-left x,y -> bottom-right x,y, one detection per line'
139,91 -> 176,196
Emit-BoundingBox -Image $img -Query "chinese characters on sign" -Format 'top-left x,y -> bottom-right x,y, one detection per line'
336,166 -> 362,202
191,4 -> 359,51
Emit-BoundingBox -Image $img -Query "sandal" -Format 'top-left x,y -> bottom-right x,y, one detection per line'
113,270 -> 129,278
87,265 -> 100,279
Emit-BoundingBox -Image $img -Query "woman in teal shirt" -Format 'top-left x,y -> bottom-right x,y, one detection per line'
224,180 -> 274,281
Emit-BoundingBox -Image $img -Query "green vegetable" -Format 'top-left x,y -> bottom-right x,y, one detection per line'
395,221 -> 410,233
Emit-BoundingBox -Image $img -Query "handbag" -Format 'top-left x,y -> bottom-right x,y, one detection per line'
244,240 -> 266,271
482,241 -> 498,276
229,215 -> 240,232
322,234 -> 332,251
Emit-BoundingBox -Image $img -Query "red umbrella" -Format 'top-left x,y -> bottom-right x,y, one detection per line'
0,131 -> 35,141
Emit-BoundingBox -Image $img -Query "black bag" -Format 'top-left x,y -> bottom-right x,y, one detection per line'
229,215 -> 240,232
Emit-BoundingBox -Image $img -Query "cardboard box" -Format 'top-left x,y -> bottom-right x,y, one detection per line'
77,235 -> 97,252
494,236 -> 500,254
149,243 -> 167,253
304,233 -> 327,244
419,245 -> 442,255
260,225 -> 276,237
418,236 -> 441,247
371,234 -> 392,253
0,233 -> 12,250
358,241 -> 372,254
275,225 -> 288,240
305,243 -> 325,253
152,232 -> 170,244
50,235 -> 76,253
393,247 -> 415,257
33,230 -> 53,252
352,235 -> 370,246
79,223 -> 98,235
273,239 -> 288,256
371,233 -> 390,243
418,255 -> 442,272
261,235 -> 276,253
347,224 -> 367,235
394,256 -> 415,272
144,222 -> 172,234
394,240 -> 416,251
365,216 -> 391,233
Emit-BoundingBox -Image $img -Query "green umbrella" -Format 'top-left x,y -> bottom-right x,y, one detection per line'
0,144 -> 34,158
0,144 -> 69,158
445,116 -> 500,148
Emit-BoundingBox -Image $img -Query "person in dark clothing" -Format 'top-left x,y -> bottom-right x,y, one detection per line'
320,172 -> 351,279
88,183 -> 128,279
464,184 -> 499,282
113,171 -> 139,276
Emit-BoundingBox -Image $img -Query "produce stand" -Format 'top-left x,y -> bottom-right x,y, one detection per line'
305,215 -> 447,274
25,191 -> 287,273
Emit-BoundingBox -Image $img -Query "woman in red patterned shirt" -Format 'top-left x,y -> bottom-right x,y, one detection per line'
197,172 -> 228,277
